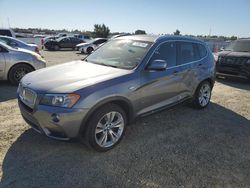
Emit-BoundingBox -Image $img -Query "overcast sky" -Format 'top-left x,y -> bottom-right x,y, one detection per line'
0,0 -> 250,37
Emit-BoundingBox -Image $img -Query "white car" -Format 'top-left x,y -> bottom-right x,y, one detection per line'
0,36 -> 40,54
76,38 -> 107,54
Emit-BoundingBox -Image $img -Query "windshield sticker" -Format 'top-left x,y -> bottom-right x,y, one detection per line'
132,42 -> 148,48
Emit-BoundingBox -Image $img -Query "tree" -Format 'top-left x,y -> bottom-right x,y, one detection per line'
230,36 -> 237,40
135,30 -> 146,35
173,29 -> 180,35
93,24 -> 110,38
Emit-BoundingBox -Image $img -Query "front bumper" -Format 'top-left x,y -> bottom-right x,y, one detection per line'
18,99 -> 89,140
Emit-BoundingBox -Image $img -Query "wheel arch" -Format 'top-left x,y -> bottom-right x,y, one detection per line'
79,96 -> 134,137
7,62 -> 35,81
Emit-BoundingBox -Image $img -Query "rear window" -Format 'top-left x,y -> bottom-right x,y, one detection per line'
0,30 -> 12,37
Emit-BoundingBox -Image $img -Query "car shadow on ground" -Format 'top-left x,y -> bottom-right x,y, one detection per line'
216,76 -> 250,91
1,103 -> 250,187
0,81 -> 17,102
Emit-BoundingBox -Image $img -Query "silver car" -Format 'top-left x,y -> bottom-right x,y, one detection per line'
0,36 -> 40,54
0,42 -> 46,85
18,35 -> 215,152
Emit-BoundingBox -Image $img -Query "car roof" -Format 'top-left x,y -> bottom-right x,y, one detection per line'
0,35 -> 26,43
117,35 -> 204,43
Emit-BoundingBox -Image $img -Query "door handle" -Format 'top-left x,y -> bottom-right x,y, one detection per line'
198,63 -> 202,66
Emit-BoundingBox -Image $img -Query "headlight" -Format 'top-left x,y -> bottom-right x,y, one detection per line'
34,54 -> 45,62
40,94 -> 80,108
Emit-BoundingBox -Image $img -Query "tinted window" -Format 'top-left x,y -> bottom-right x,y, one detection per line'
177,42 -> 199,65
150,42 -> 176,68
197,44 -> 207,58
0,30 -> 12,37
84,36 -> 90,39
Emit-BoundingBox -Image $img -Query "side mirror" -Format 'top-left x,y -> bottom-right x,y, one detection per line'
220,47 -> 224,51
147,60 -> 167,71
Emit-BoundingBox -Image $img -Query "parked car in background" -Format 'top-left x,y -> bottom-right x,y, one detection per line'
18,35 -> 215,152
0,28 -> 16,38
0,41 -> 46,85
0,36 -> 40,54
76,38 -> 107,54
216,38 -> 250,80
73,34 -> 92,42
44,37 -> 85,51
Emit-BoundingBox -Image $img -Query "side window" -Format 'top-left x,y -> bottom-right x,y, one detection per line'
177,42 -> 199,65
150,42 -> 176,68
0,46 -> 8,53
197,44 -> 207,58
95,40 -> 103,45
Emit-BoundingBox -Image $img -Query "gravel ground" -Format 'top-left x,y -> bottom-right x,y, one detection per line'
0,50 -> 250,188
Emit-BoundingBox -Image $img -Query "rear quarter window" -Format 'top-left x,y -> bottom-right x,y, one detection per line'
197,44 -> 207,58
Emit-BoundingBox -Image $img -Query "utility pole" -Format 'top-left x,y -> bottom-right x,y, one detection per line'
7,17 -> 10,28
209,27 -> 211,37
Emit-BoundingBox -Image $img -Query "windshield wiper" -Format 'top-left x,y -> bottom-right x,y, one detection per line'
100,63 -> 118,68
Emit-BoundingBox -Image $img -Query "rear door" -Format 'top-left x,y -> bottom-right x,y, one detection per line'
0,46 -> 7,78
139,41 -> 184,115
60,38 -> 71,48
176,41 -> 201,97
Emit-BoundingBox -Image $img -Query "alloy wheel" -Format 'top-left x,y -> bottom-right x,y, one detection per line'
198,83 -> 211,107
95,111 -> 124,148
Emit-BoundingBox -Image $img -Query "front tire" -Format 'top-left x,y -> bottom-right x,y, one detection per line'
191,81 -> 212,109
87,47 -> 94,54
82,104 -> 127,152
8,64 -> 34,85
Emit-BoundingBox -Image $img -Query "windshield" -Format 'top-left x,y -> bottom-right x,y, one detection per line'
85,39 -> 153,69
225,40 -> 250,52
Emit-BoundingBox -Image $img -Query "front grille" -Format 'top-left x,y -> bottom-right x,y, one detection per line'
219,56 -> 249,65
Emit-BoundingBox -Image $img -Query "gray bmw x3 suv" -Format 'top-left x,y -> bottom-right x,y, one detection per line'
18,35 -> 215,151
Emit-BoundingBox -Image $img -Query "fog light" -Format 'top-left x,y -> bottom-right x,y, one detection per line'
51,113 -> 60,123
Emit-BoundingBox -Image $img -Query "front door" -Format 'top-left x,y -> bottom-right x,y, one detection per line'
138,42 -> 184,115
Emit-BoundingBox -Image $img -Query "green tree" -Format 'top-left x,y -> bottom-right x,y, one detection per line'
173,29 -> 180,35
135,30 -> 146,35
93,24 -> 110,38
230,36 -> 237,40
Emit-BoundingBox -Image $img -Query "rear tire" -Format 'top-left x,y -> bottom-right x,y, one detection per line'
54,45 -> 60,51
8,64 -> 34,85
81,104 -> 127,152
191,81 -> 212,109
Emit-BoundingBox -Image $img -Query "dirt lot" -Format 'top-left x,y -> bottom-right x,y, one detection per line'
0,50 -> 250,188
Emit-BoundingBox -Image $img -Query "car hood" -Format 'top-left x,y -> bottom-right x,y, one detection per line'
15,48 -> 37,56
21,60 -> 131,93
218,51 -> 250,58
